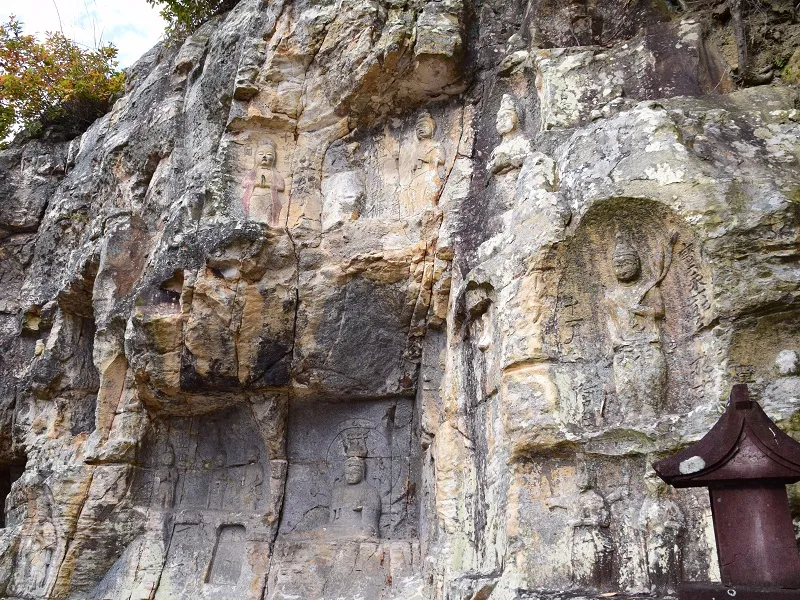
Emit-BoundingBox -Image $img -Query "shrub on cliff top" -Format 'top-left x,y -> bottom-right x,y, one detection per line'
0,17 -> 124,146
147,0 -> 239,40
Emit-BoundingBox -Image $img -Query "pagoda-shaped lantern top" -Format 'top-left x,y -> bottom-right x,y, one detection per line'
654,383 -> 800,596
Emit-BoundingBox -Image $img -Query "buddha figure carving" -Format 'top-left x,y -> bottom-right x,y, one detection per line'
208,451 -> 228,509
242,139 -> 286,227
604,232 -> 677,413
329,430 -> 381,538
569,468 -> 613,588
637,468 -> 685,592
487,94 -> 531,176
242,446 -> 265,511
400,112 -> 444,217
153,443 -> 178,510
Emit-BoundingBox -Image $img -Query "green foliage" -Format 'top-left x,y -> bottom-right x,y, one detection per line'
0,16 -> 124,145
147,0 -> 237,40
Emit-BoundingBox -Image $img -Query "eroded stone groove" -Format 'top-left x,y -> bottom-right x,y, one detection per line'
1,0 -> 799,598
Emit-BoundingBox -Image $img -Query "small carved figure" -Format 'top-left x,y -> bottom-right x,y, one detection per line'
329,430 -> 381,538
179,454 -> 207,509
487,94 -> 532,176
208,451 -> 228,510
604,231 -> 678,413
242,446 -> 265,511
400,112 -> 444,216
776,349 -> 799,377
568,0 -> 592,45
569,488 -> 613,588
638,469 -> 685,592
153,444 -> 178,510
16,481 -> 57,594
241,140 -> 286,227
23,541 -> 54,591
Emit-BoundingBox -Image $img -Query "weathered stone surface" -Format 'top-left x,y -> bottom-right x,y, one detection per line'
1,0 -> 799,598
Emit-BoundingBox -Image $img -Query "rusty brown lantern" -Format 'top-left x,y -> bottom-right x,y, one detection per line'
653,383 -> 800,600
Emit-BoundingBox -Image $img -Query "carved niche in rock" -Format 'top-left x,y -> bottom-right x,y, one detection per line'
127,403 -> 277,598
548,199 -> 713,427
135,405 -> 273,518
279,398 -> 418,540
207,524 -> 248,585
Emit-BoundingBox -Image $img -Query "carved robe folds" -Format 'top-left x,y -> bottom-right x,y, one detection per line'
400,112 -> 444,217
605,283 -> 667,412
329,480 -> 381,538
242,142 -> 286,227
249,167 -> 286,227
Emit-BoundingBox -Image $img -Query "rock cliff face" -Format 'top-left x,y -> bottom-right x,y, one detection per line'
1,0 -> 800,598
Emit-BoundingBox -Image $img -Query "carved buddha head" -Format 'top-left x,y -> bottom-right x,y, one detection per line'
496,94 -> 519,137
612,234 -> 641,283
344,457 -> 365,485
213,451 -> 227,469
162,444 -> 175,467
415,112 -> 435,141
255,140 -> 277,169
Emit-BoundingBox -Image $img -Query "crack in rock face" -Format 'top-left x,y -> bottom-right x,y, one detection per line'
1,0 -> 800,598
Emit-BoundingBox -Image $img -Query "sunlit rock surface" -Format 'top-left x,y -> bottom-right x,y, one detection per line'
1,0 -> 799,598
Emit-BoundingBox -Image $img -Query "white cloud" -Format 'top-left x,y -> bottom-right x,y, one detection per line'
4,0 -> 167,67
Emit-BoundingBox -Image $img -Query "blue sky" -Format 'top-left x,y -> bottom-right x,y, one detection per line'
4,0 -> 167,67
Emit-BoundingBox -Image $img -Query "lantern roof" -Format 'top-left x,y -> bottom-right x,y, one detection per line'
654,384 -> 800,488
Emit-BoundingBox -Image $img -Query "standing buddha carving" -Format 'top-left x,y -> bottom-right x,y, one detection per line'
242,139 -> 286,227
603,231 -> 677,413
400,112 -> 444,217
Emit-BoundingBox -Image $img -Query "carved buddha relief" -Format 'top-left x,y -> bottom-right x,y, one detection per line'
208,451 -> 228,510
153,443 -> 178,510
241,139 -> 286,227
279,399 -> 417,540
242,446 -> 265,511
568,460 -> 614,588
604,231 -> 677,413
549,199 -> 710,425
637,468 -> 685,592
570,487 -> 613,587
487,94 -> 532,176
135,407 -> 274,518
123,404 -> 279,599
329,430 -> 381,538
400,112 -> 444,217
